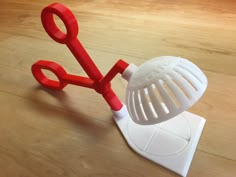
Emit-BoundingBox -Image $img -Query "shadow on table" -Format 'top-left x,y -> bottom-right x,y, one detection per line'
27,85 -> 114,138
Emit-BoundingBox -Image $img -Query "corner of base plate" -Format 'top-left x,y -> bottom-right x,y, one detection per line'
113,107 -> 205,177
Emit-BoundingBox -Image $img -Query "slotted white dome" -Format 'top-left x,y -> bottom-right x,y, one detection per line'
125,56 -> 207,125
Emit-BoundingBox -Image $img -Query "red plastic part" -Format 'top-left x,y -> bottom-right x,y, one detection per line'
100,59 -> 129,88
32,60 -> 95,89
41,3 -> 103,81
32,3 -> 129,111
32,60 -> 68,90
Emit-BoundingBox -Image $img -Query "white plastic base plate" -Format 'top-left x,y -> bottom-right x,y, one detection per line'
113,108 -> 205,177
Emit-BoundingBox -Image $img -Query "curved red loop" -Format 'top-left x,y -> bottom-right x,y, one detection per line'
41,3 -> 79,44
31,60 -> 68,90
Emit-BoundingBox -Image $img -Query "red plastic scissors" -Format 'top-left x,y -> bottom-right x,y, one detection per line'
32,3 -> 129,111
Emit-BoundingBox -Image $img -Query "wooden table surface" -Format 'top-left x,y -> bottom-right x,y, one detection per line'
0,0 -> 236,177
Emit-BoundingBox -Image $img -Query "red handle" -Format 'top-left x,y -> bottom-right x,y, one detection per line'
31,60 -> 68,90
32,60 -> 96,90
41,3 -> 103,81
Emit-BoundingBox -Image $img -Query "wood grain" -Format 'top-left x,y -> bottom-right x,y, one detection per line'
0,0 -> 236,177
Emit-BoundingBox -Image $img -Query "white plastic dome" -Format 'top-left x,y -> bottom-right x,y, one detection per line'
125,56 -> 207,125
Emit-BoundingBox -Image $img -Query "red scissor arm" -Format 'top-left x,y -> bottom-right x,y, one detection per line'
90,59 -> 129,111
63,74 -> 95,89
32,60 -> 96,90
100,59 -> 129,89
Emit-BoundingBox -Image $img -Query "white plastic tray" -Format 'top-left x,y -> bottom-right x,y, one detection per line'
113,107 -> 205,177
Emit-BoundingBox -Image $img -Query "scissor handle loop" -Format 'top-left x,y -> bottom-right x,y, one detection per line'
31,60 -> 68,90
41,3 -> 79,44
